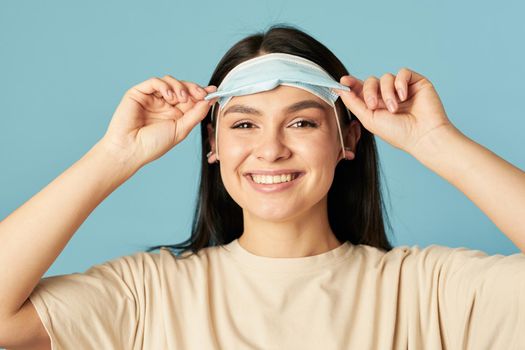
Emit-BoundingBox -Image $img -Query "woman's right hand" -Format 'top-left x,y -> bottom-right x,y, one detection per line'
100,75 -> 218,169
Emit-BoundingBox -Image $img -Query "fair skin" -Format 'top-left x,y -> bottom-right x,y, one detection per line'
206,86 -> 361,258
0,66 -> 523,348
334,69 -> 525,253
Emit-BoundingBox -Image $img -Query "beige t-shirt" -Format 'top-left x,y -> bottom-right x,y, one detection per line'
29,239 -> 525,349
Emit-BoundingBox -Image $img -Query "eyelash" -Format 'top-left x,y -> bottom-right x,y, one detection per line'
231,119 -> 319,129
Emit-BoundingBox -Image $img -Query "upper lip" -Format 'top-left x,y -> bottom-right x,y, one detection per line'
244,169 -> 303,176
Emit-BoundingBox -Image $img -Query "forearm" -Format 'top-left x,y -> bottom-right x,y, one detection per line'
411,125 -> 525,253
0,140 -> 139,317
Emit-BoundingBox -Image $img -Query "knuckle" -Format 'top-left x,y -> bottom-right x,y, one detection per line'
423,78 -> 434,88
151,77 -> 164,85
380,72 -> 395,81
363,77 -> 377,89
398,67 -> 410,75
179,80 -> 193,90
186,82 -> 200,90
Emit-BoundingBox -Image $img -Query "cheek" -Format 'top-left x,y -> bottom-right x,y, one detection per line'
296,134 -> 340,164
217,134 -> 248,194
219,134 -> 251,161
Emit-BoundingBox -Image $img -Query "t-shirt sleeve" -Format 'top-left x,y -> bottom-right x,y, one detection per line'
28,251 -> 158,349
413,245 -> 525,349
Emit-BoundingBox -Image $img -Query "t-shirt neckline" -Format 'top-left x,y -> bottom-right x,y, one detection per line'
223,238 -> 353,274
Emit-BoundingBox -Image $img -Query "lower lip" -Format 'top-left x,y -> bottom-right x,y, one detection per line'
245,173 -> 304,193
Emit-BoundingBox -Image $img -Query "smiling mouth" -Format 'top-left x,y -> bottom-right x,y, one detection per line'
245,172 -> 304,185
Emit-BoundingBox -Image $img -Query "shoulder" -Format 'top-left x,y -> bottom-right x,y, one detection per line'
357,243 -> 525,284
97,246 -> 228,273
106,244 -> 227,277
349,243 -> 519,272
350,242 -> 456,263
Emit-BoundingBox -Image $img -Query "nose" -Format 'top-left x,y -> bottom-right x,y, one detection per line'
253,128 -> 292,162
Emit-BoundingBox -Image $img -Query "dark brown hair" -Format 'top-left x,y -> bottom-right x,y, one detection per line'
146,23 -> 393,255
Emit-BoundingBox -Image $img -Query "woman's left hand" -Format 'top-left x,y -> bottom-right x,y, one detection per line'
334,68 -> 456,155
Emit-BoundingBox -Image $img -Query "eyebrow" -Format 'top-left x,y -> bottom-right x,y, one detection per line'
222,99 -> 329,117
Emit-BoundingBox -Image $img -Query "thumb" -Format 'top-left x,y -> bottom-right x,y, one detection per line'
177,99 -> 214,140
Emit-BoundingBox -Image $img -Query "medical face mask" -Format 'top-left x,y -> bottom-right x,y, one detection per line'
203,52 -> 352,160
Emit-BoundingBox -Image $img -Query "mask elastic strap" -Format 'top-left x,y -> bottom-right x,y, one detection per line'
333,105 -> 346,160
214,103 -> 221,160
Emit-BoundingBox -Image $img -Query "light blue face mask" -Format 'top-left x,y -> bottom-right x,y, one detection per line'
203,52 -> 352,160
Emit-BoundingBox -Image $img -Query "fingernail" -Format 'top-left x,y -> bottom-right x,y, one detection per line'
167,89 -> 173,99
386,99 -> 396,112
397,88 -> 405,101
180,90 -> 187,102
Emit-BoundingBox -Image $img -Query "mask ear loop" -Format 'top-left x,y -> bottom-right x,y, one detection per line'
211,102 -> 220,161
332,103 -> 346,160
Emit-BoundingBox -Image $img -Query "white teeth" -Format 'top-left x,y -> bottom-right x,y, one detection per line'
251,173 -> 296,184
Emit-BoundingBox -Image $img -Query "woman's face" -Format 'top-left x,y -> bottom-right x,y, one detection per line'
210,85 -> 347,222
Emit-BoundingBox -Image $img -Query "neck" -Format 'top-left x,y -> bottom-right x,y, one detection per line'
238,197 -> 342,258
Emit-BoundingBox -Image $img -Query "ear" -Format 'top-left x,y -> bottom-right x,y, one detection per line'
341,120 -> 361,161
206,123 -> 218,164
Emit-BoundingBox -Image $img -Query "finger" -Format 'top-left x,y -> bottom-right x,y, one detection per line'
379,73 -> 398,113
161,75 -> 191,103
181,81 -> 209,100
177,100 -> 214,140
203,85 -> 218,105
184,84 -> 218,105
396,67 -> 432,100
133,77 -> 174,101
204,85 -> 218,93
363,76 -> 380,109
333,88 -> 374,128
340,75 -> 363,97
394,68 -> 411,102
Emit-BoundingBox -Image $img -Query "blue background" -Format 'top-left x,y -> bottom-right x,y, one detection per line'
1,0 -> 524,277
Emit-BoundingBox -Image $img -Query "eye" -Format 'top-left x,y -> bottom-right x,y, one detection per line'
230,119 -> 319,129
231,121 -> 255,129
291,119 -> 318,128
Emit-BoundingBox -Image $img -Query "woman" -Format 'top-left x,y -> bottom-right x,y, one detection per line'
0,24 -> 524,349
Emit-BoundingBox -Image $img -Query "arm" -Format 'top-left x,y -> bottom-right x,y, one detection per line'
0,77 -> 215,348
0,140 -> 138,321
411,124 -> 525,253
334,69 -> 525,252
0,76 -> 215,321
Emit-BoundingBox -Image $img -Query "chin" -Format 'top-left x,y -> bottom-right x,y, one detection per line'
243,201 -> 310,223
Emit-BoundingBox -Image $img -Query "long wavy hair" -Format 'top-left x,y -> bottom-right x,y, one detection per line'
146,23 -> 393,256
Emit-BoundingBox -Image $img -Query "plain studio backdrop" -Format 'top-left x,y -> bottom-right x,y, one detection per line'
1,0 -> 524,278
